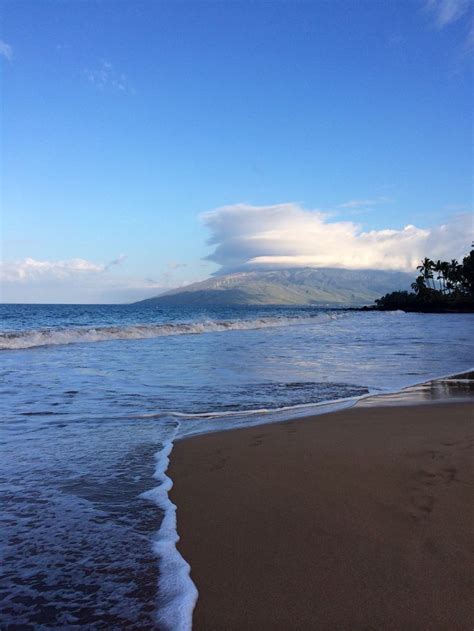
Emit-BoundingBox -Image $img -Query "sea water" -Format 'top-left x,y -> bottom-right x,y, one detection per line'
1,304 -> 473,629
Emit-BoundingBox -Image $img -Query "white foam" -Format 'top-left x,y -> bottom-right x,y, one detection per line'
144,365 -> 474,628
141,430 -> 198,631
138,394 -> 363,629
176,395 -> 363,440
136,395 -> 363,422
0,313 -> 343,350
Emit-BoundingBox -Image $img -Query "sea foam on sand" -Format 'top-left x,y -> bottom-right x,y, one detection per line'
141,434 -> 198,631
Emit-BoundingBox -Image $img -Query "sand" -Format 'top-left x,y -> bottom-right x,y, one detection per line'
169,398 -> 474,630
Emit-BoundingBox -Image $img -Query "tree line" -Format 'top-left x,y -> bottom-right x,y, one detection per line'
374,248 -> 474,312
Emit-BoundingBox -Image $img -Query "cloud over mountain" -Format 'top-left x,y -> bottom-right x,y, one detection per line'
202,203 -> 471,274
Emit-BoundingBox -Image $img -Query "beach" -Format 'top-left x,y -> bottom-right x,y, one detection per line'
169,388 -> 474,629
2,305 -> 473,628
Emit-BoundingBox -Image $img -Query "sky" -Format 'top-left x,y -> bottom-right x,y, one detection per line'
1,0 -> 473,303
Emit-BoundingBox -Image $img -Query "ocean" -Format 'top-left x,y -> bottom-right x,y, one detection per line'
1,303 -> 473,630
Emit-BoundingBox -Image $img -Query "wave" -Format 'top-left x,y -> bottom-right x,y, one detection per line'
135,394 -> 368,421
0,312 -> 343,350
141,430 -> 198,631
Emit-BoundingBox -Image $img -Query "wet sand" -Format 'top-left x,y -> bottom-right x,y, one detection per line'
169,382 -> 474,630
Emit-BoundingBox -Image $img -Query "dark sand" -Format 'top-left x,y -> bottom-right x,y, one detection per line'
169,393 -> 474,630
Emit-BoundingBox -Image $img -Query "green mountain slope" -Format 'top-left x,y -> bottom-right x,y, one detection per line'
136,268 -> 412,306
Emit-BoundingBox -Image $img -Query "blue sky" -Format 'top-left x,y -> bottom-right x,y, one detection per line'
1,0 -> 472,302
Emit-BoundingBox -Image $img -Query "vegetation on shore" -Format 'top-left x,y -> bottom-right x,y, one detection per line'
373,249 -> 474,312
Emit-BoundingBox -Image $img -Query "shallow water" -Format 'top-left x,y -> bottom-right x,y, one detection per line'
1,304 -> 473,629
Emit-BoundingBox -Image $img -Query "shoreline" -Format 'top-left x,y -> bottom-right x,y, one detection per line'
169,375 -> 474,630
173,368 -> 474,442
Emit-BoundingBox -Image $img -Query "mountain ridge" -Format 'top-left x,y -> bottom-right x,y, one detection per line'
135,267 -> 413,306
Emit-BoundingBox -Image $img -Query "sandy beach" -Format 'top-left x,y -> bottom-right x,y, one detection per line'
169,388 -> 474,629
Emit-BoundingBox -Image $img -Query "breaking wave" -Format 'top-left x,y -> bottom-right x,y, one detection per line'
0,312 -> 344,350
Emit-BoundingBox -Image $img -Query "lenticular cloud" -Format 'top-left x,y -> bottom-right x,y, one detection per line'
202,203 -> 471,273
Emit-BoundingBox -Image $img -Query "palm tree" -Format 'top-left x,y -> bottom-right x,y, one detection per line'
440,261 -> 451,293
433,259 -> 450,293
460,249 -> 474,295
411,275 -> 427,295
433,260 -> 443,292
447,259 -> 461,294
417,257 -> 434,290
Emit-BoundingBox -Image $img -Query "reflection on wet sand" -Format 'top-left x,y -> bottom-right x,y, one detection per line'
358,371 -> 474,407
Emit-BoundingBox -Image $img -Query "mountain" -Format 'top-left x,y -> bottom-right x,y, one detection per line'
135,268 -> 413,306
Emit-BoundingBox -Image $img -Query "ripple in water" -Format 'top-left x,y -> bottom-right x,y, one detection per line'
1,306 -> 473,628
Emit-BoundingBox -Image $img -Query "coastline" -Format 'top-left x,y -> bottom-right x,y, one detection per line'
169,376 -> 474,630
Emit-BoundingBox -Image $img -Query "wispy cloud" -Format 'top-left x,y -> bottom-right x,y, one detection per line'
425,0 -> 471,28
0,256 -> 156,303
155,262 -> 197,288
1,257 -> 105,282
0,40 -> 13,61
167,262 -> 188,270
84,60 -> 132,93
466,21 -> 474,52
202,203 -> 472,274
442,202 -> 470,211
0,255 -> 201,303
424,0 -> 473,52
0,255 -> 126,282
104,254 -> 127,270
337,197 -> 392,209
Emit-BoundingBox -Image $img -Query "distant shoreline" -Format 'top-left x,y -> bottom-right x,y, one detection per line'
351,304 -> 474,313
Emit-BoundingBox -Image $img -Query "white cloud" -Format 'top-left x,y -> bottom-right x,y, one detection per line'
0,255 -> 203,303
0,40 -> 13,61
0,257 -> 106,282
84,60 -> 131,93
0,255 -> 129,301
425,0 -> 471,28
337,197 -> 392,209
104,254 -> 127,270
202,203 -> 472,273
166,261 -> 188,271
424,0 -> 474,53
466,21 -> 474,52
167,262 -> 188,270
